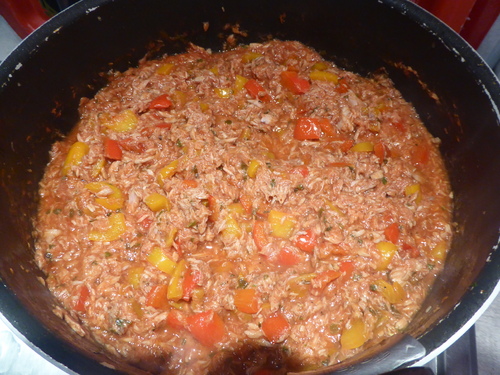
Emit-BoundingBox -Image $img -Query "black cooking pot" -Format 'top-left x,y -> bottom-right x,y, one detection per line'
1,0 -> 500,374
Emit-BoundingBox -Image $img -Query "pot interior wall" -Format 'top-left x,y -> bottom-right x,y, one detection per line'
1,0 -> 500,373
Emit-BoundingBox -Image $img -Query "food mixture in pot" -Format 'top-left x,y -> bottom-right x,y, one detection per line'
35,40 -> 452,374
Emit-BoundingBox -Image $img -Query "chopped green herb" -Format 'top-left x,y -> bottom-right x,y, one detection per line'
370,284 -> 378,291
381,176 -> 388,185
237,277 -> 249,289
225,119 -> 232,124
270,179 -> 276,187
294,184 -> 305,192
187,221 -> 198,228
53,208 -> 62,215
104,251 -> 112,258
176,139 -> 183,148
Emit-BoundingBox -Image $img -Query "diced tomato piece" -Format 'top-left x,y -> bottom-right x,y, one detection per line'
335,81 -> 349,94
384,223 -> 400,244
276,247 -> 302,266
411,144 -> 430,166
186,310 -> 226,347
293,229 -> 318,253
239,193 -> 253,215
146,285 -> 169,309
339,261 -> 354,279
149,94 -> 172,110
119,138 -> 146,153
313,270 -> 341,290
166,310 -> 187,330
316,118 -> 336,137
280,70 -> 310,95
234,288 -> 260,314
156,122 -> 172,129
140,217 -> 153,230
244,79 -> 271,102
182,179 -> 198,188
374,142 -> 389,164
290,165 -> 309,177
207,195 -> 220,222
402,242 -> 420,258
262,312 -> 290,343
73,285 -> 90,312
294,117 -> 322,140
182,268 -> 202,301
253,220 -> 268,251
340,139 -> 354,153
103,138 -> 122,161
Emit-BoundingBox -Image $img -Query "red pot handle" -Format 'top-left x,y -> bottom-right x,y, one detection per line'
0,0 -> 51,39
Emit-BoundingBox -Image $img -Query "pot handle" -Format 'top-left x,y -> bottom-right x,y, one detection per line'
0,0 -> 51,38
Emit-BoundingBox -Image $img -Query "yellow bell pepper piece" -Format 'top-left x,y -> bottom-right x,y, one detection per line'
430,241 -> 448,261
91,159 -> 105,178
165,227 -> 178,248
61,141 -> 89,176
89,212 -> 126,242
247,159 -> 261,178
309,70 -> 339,84
199,102 -> 210,112
127,266 -> 144,289
157,159 -> 179,185
311,62 -> 329,71
156,62 -> 175,75
167,259 -> 187,301
85,182 -> 124,210
268,210 -> 296,239
373,280 -> 406,304
350,141 -> 374,152
376,241 -> 398,270
147,247 -> 176,275
102,109 -> 138,132
144,193 -> 171,212
241,52 -> 263,63
215,87 -> 233,99
227,202 -> 245,215
234,75 -> 249,93
341,319 -> 367,350
405,183 -> 422,205
209,66 -> 219,76
223,215 -> 242,238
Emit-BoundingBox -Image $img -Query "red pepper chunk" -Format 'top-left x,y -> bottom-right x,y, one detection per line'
293,229 -> 318,253
104,137 -> 123,160
182,268 -> 202,301
384,223 -> 400,244
276,247 -> 302,266
280,70 -> 310,95
149,94 -> 172,110
73,285 -> 90,312
187,310 -> 226,347
313,270 -> 341,290
244,79 -> 271,102
294,117 -> 322,140
145,285 -> 169,309
262,313 -> 290,343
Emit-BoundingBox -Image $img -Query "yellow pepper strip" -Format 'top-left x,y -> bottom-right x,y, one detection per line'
234,75 -> 249,93
61,141 -> 89,176
91,159 -> 105,178
199,102 -> 210,112
350,141 -> 374,152
101,109 -> 138,132
372,280 -> 406,304
147,246 -> 176,275
324,199 -> 345,216
268,210 -> 296,239
430,241 -> 448,261
341,319 -> 367,350
223,215 -> 242,238
214,87 -> 233,99
247,159 -> 261,178
144,193 -> 171,212
127,266 -> 144,289
89,212 -> 126,242
288,273 -> 317,297
376,241 -> 398,270
130,299 -> 144,318
157,159 -> 179,185
156,63 -> 175,75
209,66 -> 219,76
85,182 -> 124,210
165,227 -> 178,248
309,70 -> 339,84
241,52 -> 263,63
311,62 -> 329,71
404,183 -> 422,205
227,202 -> 245,215
167,259 -> 187,301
